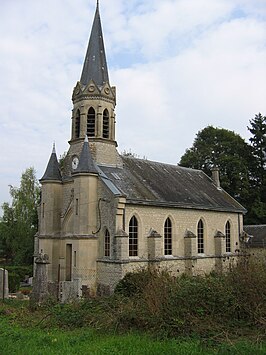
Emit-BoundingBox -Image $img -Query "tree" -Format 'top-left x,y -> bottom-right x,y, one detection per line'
179,126 -> 258,223
247,113 -> 266,223
180,126 -> 253,200
0,167 -> 40,265
247,113 -> 266,190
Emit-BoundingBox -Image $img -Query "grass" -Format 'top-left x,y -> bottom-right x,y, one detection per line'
1,300 -> 266,355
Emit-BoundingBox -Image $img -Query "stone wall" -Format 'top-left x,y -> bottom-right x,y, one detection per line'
124,205 -> 241,258
96,204 -> 242,292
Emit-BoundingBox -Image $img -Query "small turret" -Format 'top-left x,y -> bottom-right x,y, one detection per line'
40,144 -> 62,182
74,136 -> 98,174
39,144 -> 62,238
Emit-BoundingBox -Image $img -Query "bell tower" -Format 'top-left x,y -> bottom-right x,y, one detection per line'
64,1 -> 121,178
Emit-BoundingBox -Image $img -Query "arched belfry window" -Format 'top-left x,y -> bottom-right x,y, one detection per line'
75,110 -> 81,138
225,221 -> 231,253
87,107 -> 95,137
129,216 -> 138,257
164,218 -> 172,255
103,109 -> 109,139
104,229 -> 110,257
197,219 -> 204,254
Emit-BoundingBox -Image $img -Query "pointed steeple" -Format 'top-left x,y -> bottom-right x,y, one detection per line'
80,1 -> 109,87
75,136 -> 98,174
40,144 -> 62,181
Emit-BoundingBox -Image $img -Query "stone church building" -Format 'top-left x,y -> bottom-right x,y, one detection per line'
37,2 -> 246,296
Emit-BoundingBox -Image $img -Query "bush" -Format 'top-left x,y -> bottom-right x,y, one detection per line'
8,272 -> 20,293
29,257 -> 266,339
0,265 -> 33,293
113,259 -> 266,337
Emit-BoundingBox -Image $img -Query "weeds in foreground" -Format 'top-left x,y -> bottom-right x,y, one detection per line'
3,257 -> 266,343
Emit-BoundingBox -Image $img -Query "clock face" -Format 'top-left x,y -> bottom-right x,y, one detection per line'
72,156 -> 79,170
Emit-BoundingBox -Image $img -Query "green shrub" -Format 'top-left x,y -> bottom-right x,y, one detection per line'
113,258 -> 266,337
22,257 -> 266,339
2,265 -> 33,279
8,272 -> 21,293
115,268 -> 157,297
0,265 -> 33,293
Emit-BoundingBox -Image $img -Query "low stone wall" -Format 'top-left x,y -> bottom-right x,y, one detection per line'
97,254 -> 241,293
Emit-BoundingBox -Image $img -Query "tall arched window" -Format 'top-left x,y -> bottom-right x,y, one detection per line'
197,219 -> 204,253
103,109 -> 109,139
104,229 -> 110,257
75,110 -> 80,138
164,218 -> 172,255
129,216 -> 138,257
225,221 -> 231,253
87,107 -> 95,137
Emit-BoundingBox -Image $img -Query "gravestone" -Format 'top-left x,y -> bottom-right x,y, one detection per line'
0,268 -> 9,299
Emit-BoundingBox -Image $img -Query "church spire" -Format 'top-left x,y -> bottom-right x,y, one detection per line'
80,1 -> 109,87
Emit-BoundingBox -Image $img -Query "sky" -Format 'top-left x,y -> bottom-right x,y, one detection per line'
0,0 -> 266,210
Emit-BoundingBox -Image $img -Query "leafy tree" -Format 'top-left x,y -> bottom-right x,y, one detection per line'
179,126 -> 261,223
0,167 -> 40,265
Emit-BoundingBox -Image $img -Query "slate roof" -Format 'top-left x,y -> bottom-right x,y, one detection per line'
80,2 -> 109,87
99,156 -> 246,213
40,145 -> 62,182
244,225 -> 266,248
74,136 -> 98,174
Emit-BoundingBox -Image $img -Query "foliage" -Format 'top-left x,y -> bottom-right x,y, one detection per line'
115,268 -> 159,297
1,265 -> 33,278
0,167 -> 40,265
179,126 -> 252,199
1,301 -> 266,354
8,272 -> 21,293
0,265 -> 33,293
179,121 -> 265,224
19,258 -> 266,340
247,113 -> 266,223
59,151 -> 67,171
113,260 -> 266,337
248,113 -> 266,181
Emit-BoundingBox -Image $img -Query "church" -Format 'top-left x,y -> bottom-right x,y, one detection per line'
37,2 -> 246,296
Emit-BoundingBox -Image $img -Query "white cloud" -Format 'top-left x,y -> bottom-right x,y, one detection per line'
0,0 -> 265,211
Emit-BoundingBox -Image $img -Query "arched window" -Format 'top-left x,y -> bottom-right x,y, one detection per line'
87,107 -> 95,137
102,109 -> 109,139
129,216 -> 138,257
197,219 -> 204,253
225,221 -> 231,253
164,218 -> 172,255
75,110 -> 80,138
104,229 -> 110,257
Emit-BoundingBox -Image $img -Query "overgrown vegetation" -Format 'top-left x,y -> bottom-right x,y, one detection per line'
113,260 -> 266,338
1,258 -> 266,352
33,258 -> 266,339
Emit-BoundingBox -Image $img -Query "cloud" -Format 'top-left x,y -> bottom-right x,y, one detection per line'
0,0 -> 265,211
